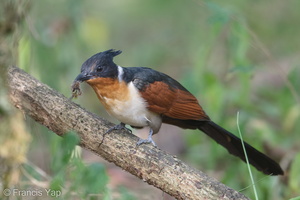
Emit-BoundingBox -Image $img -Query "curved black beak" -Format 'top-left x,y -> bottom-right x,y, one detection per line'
74,73 -> 93,82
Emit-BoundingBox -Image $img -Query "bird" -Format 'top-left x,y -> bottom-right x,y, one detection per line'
73,49 -> 284,176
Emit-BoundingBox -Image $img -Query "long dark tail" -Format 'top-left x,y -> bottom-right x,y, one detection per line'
198,121 -> 284,175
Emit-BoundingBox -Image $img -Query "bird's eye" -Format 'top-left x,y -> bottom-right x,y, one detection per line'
96,66 -> 103,72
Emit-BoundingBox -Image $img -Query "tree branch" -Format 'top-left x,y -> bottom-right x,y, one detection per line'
7,66 -> 250,200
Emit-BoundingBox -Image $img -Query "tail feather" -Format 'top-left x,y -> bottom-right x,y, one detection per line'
198,121 -> 283,175
162,116 -> 283,175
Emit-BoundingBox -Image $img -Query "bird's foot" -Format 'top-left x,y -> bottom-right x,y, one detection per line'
136,138 -> 157,147
99,123 -> 131,147
105,122 -> 132,134
136,128 -> 156,147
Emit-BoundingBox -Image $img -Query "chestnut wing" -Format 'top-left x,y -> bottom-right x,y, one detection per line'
131,68 -> 209,120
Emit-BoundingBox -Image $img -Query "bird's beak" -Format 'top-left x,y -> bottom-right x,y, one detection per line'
74,73 -> 93,82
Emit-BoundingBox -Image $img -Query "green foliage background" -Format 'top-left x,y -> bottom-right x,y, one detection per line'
5,0 -> 300,199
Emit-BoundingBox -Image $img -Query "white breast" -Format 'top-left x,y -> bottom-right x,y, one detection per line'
104,82 -> 159,128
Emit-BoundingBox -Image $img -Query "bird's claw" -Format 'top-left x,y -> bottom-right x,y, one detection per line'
136,138 -> 157,147
105,123 -> 132,134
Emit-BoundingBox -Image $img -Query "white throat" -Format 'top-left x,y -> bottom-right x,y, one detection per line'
117,66 -> 124,82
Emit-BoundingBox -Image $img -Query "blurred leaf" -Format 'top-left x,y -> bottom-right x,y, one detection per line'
206,1 -> 231,25
289,153 -> 300,194
290,196 -> 300,200
18,36 -> 31,71
230,65 -> 254,73
22,163 -> 44,181
283,105 -> 300,133
50,132 -> 80,172
48,132 -> 108,199
229,20 -> 250,65
50,171 -> 65,192
117,186 -> 136,200
68,161 -> 109,199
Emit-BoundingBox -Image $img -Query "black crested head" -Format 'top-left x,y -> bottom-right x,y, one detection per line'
89,49 -> 122,65
75,49 -> 122,82
81,49 -> 122,73
103,49 -> 122,57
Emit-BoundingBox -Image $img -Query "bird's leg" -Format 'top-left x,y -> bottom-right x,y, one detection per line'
136,128 -> 157,147
105,122 -> 132,134
99,123 -> 131,147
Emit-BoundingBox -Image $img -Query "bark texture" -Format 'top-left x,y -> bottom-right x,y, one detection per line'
7,66 -> 250,200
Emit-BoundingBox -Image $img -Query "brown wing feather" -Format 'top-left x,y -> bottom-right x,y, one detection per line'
140,81 -> 209,120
